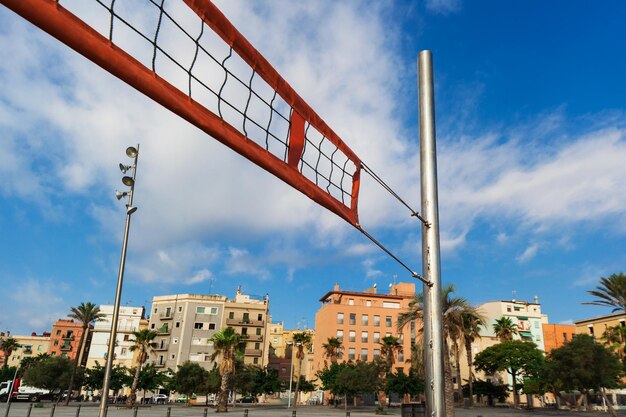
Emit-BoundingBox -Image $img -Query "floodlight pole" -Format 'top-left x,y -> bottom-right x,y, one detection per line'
98,144 -> 140,417
418,51 -> 445,417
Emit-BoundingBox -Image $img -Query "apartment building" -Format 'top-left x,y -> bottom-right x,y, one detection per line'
1,332 -> 50,367
86,305 -> 145,369
542,323 -> 576,352
223,289 -> 271,366
267,323 -> 316,384
48,319 -> 92,364
312,282 -> 417,376
574,311 -> 626,339
148,294 -> 228,371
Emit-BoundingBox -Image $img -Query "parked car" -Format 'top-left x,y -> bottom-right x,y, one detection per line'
152,394 -> 169,404
175,394 -> 196,403
236,396 -> 257,404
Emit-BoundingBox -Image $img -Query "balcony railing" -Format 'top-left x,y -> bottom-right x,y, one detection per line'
226,318 -> 265,327
23,348 -> 33,354
159,313 -> 173,320
240,334 -> 263,342
154,362 -> 165,368
244,349 -> 262,357
62,334 -> 75,340
154,343 -> 169,351
60,345 -> 73,351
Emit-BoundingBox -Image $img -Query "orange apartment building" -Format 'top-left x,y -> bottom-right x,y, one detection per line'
312,282 -> 418,376
542,323 -> 576,352
48,319 -> 92,365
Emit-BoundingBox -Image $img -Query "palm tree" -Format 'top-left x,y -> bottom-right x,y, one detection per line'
493,316 -> 517,342
65,302 -> 104,405
210,327 -> 245,413
322,337 -> 342,364
127,329 -> 158,406
461,311 -> 485,406
292,332 -> 312,408
379,335 -> 402,373
601,324 -> 626,364
584,272 -> 626,312
0,337 -> 20,368
398,284 -> 476,417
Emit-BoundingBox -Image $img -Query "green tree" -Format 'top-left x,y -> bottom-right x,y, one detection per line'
584,272 -> 626,312
461,379 -> 509,404
317,362 -> 347,407
83,362 -> 131,393
322,337 -> 342,364
461,310 -> 485,406
492,317 -> 518,342
136,364 -> 168,403
334,361 -> 382,409
204,366 -> 221,405
0,338 -> 20,369
600,324 -> 626,364
386,368 -> 424,401
65,302 -> 104,405
210,327 -> 245,412
22,356 -> 73,397
171,362 -> 208,406
127,329 -> 158,405
473,340 -> 544,407
546,334 -> 623,413
291,331 -> 312,408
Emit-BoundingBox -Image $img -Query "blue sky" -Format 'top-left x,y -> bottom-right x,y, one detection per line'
1,0 -> 625,334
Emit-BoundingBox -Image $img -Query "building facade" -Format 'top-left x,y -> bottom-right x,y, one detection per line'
312,282 -> 417,376
48,319 -> 92,364
574,311 -> 626,339
85,305 -> 145,369
542,323 -> 576,352
148,294 -> 228,371
2,333 -> 50,367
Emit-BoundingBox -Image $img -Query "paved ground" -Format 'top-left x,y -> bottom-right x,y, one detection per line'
0,403 -> 621,417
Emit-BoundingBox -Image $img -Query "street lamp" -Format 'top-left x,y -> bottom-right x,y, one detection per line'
286,341 -> 301,408
98,145 -> 140,417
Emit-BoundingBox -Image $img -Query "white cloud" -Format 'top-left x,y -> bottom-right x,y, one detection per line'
516,244 -> 539,264
363,258 -> 383,279
224,247 -> 271,280
3,279 -> 68,333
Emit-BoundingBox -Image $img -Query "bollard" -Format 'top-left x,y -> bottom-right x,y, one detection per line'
292,410 -> 296,417
243,409 -> 248,417
49,404 -> 56,417
26,403 -> 33,417
203,408 -> 208,417
74,405 -> 81,417
346,412 -> 350,417
133,406 -> 138,417
166,406 -> 171,417
3,401 -> 10,417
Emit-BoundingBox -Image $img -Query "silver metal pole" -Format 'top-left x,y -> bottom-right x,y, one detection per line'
98,145 -> 140,417
418,51 -> 445,417
287,346 -> 294,408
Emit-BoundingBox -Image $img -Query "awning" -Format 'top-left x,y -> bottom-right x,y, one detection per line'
517,316 -> 529,320
519,331 -> 533,338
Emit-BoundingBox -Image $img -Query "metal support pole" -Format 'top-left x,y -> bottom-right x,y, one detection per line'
202,408 -> 207,417
49,404 -> 56,417
287,344 -> 294,408
26,403 -> 33,417
98,145 -> 140,417
75,405 -> 81,417
3,401 -> 10,417
243,409 -> 248,417
418,50 -> 445,417
166,407 -> 171,417
133,406 -> 138,417
291,410 -> 296,417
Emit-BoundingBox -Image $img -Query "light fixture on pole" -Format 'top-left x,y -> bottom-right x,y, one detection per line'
98,145 -> 140,417
287,342 -> 294,408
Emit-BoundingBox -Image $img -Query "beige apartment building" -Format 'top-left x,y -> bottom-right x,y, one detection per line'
574,311 -> 626,339
148,294 -> 228,371
2,333 -> 50,367
312,282 -> 417,376
267,323 -> 316,384
223,289 -> 271,366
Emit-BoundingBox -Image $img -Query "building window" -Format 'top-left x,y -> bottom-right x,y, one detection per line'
150,323 -> 155,329
254,342 -> 260,349
56,330 -> 61,336
175,322 -> 180,328
120,348 -> 127,355
124,335 -> 130,341
173,338 -> 178,344
360,348 -> 368,361
258,314 -> 263,321
178,306 -> 182,312
373,349 -> 380,358
349,314 -> 356,325
242,328 -> 248,336
337,313 -> 344,324
398,351 -> 404,362
361,332 -> 368,343
514,306 -> 522,311
37,345 -> 42,351
229,312 -> 235,319
348,299 -> 354,306
337,330 -> 344,342
256,328 -> 262,335
170,353 -> 176,360
154,308 -> 158,313
588,326 -> 594,336
204,355 -> 210,362
366,300 -> 371,307
506,305 -> 511,312
563,332 -> 568,343
192,338 -> 202,345
374,315 -> 380,327
374,332 -> 380,343
209,323 -> 216,330
386,316 -> 392,327
210,307 -> 218,315
362,315 -> 369,326
349,331 -> 356,342
383,302 -> 400,309
197,307 -> 205,313
54,340 -> 59,346
194,322 -> 203,330
253,357 -> 259,364
51,352 -> 56,357
348,348 -> 355,360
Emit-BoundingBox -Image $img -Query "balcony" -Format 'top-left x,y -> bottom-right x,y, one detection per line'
23,348 -> 33,354
240,334 -> 263,342
154,362 -> 165,368
159,313 -> 173,320
62,334 -> 75,341
226,318 -> 265,327
60,345 -> 73,352
244,349 -> 262,357
154,343 -> 169,351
